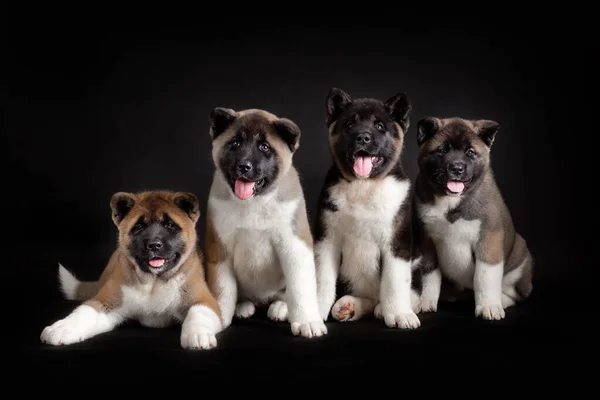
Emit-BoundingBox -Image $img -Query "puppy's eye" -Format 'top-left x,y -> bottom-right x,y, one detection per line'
375,122 -> 385,132
437,145 -> 448,155
132,223 -> 144,233
164,220 -> 176,229
466,148 -> 476,157
259,142 -> 270,152
345,121 -> 353,129
229,139 -> 240,149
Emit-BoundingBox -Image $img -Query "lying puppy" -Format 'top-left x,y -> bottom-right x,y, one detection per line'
314,88 -> 422,330
40,191 -> 222,350
413,117 -> 534,320
205,108 -> 326,339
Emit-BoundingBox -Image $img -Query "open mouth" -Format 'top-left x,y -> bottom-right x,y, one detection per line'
352,150 -> 384,177
445,179 -> 470,195
233,178 -> 265,200
149,257 -> 166,269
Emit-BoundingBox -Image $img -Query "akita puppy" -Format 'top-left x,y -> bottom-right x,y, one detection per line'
413,116 -> 534,320
314,88 -> 422,330
40,191 -> 222,350
205,108 -> 327,339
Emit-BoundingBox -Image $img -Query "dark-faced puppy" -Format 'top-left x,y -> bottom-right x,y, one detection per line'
314,88 -> 422,330
205,108 -> 327,339
40,191 -> 223,350
413,117 -> 534,320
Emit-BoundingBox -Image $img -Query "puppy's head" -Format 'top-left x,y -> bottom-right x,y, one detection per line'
416,117 -> 500,197
110,191 -> 200,275
325,88 -> 411,180
209,108 -> 301,200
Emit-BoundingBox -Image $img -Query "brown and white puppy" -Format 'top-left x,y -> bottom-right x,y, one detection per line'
413,117 -> 534,320
205,108 -> 327,339
314,88 -> 422,330
40,191 -> 223,350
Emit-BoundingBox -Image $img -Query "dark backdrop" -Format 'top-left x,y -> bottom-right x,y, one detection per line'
7,15 -> 595,382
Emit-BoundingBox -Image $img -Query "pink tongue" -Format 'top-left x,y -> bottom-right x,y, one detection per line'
447,181 -> 465,193
234,179 -> 256,199
353,156 -> 373,177
149,258 -> 165,268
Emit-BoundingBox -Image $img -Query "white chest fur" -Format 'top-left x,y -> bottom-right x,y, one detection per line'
418,196 -> 482,289
208,190 -> 299,301
325,177 -> 410,298
121,274 -> 185,327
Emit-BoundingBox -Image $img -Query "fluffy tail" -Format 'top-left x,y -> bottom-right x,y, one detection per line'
58,263 -> 100,301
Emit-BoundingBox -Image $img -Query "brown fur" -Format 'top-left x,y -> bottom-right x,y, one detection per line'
72,191 -> 220,318
415,117 -> 533,306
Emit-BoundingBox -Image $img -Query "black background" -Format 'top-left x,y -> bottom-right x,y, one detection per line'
7,14 -> 595,383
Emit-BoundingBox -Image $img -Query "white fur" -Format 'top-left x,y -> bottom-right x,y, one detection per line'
58,263 -> 78,300
180,304 -> 221,350
418,195 -> 512,319
41,267 -> 222,349
474,261 -> 505,320
315,176 -> 420,328
209,170 -> 326,338
40,304 -> 123,346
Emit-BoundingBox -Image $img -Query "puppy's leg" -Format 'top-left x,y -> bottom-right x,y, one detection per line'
379,250 -> 421,329
419,269 -> 442,313
267,292 -> 288,322
501,234 -> 534,308
235,300 -> 256,319
331,295 -> 376,322
41,280 -> 125,346
277,233 -> 328,338
473,229 -> 505,320
208,259 -> 238,329
314,237 -> 341,321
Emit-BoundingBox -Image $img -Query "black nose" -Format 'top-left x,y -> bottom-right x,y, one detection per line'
448,162 -> 466,174
147,239 -> 163,251
356,133 -> 371,144
237,161 -> 252,173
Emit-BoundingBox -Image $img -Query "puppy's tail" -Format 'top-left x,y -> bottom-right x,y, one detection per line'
58,263 -> 100,301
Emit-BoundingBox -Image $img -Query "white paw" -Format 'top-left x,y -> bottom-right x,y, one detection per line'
382,311 -> 421,330
374,303 -> 382,319
235,301 -> 256,319
40,319 -> 87,346
267,300 -> 288,322
180,327 -> 217,350
419,297 -> 438,313
291,319 -> 328,338
331,296 -> 357,322
475,304 -> 505,320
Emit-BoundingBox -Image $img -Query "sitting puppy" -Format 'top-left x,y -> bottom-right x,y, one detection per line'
314,88 -> 422,330
40,191 -> 222,350
413,117 -> 534,320
205,108 -> 326,339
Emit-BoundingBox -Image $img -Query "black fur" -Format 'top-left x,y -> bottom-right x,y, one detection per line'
416,118 -> 494,198
326,88 -> 411,180
127,213 -> 186,276
210,107 -> 237,139
111,193 -> 136,224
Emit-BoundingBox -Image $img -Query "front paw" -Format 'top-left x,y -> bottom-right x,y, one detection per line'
180,327 -> 217,350
235,301 -> 256,319
419,297 -> 439,313
382,311 -> 421,330
475,304 -> 505,320
267,300 -> 288,322
291,319 -> 328,338
40,319 -> 86,346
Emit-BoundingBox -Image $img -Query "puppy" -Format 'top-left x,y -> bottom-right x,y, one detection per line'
413,117 -> 534,320
40,191 -> 223,350
205,108 -> 327,339
314,88 -> 422,330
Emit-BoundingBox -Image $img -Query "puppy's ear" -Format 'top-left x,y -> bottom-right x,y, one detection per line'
473,119 -> 500,148
416,117 -> 442,146
384,92 -> 411,131
326,88 -> 352,126
110,192 -> 137,226
173,192 -> 200,223
273,118 -> 301,153
209,107 -> 237,140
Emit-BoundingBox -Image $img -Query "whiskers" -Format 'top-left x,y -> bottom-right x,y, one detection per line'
431,168 -> 446,183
